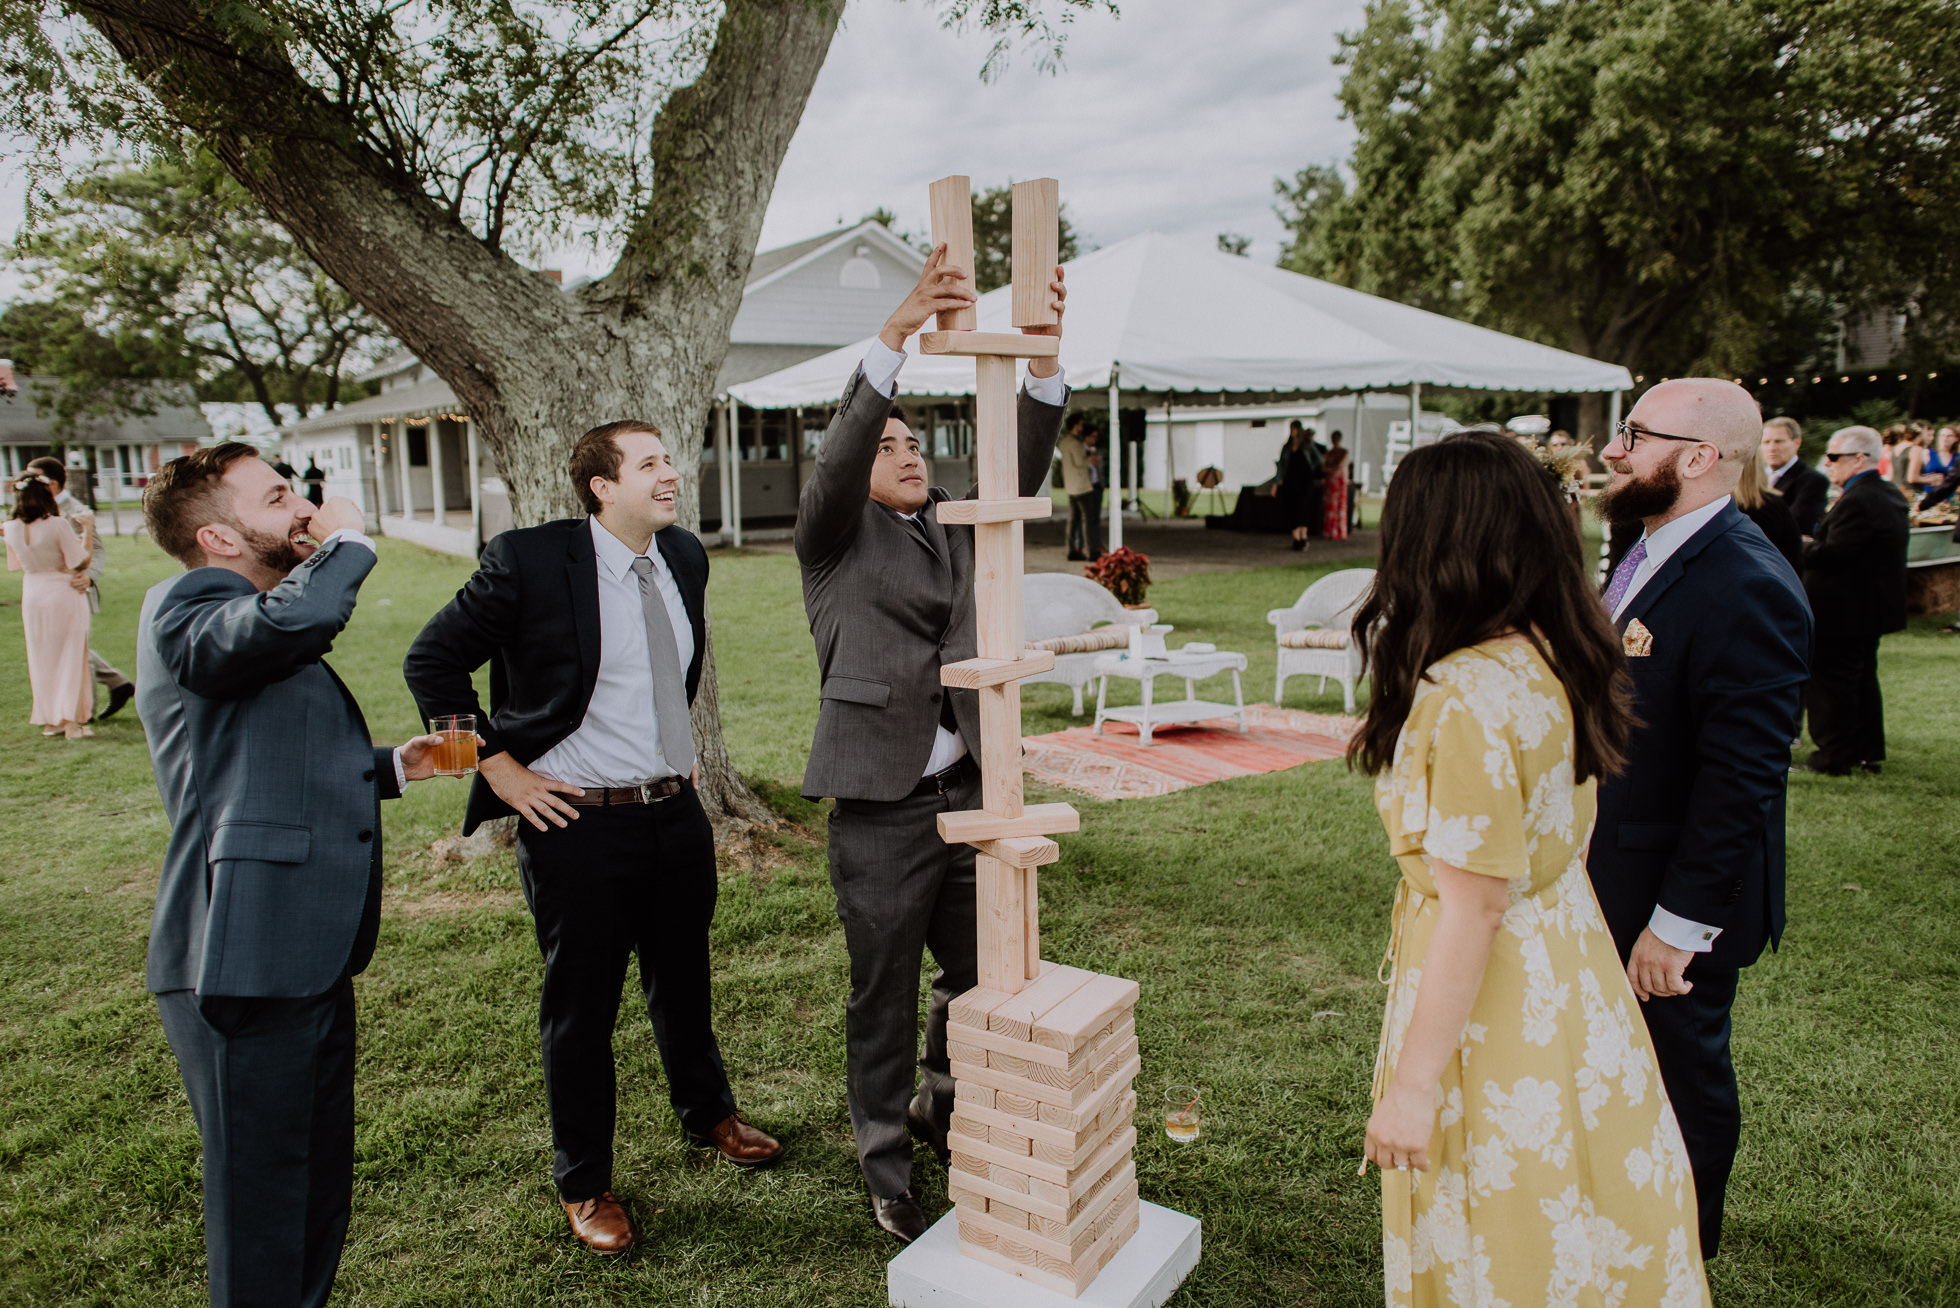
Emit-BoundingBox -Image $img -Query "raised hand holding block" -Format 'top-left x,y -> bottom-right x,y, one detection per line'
1011,178 -> 1061,329
928,176 -> 978,332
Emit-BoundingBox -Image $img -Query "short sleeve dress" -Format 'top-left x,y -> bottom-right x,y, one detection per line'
1372,639 -> 1712,1308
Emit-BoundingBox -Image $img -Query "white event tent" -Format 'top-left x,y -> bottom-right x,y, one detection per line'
727,233 -> 1633,548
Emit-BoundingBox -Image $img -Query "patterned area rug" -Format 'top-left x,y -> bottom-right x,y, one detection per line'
1022,704 -> 1360,800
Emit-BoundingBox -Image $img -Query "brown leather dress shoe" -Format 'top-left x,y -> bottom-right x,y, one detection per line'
688,1112 -> 784,1168
561,1191 -> 635,1254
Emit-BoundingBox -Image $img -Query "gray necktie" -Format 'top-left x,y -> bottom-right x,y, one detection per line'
629,555 -> 694,777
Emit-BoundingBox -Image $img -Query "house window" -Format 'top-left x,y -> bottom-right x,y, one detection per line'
839,246 -> 881,290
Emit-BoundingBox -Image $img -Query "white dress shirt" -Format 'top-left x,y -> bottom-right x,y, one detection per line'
1609,494 -> 1730,953
529,516 -> 695,787
865,339 -> 1067,778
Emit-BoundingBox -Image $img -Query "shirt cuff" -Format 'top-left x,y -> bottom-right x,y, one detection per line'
862,339 -> 907,398
1023,364 -> 1068,408
321,528 -> 377,554
391,746 -> 409,791
1649,904 -> 1721,953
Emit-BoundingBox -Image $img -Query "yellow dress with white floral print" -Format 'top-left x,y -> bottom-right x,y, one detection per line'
1373,639 -> 1711,1308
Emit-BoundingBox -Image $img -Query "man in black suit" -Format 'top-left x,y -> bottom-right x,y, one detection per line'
1761,415 -> 1829,538
136,444 -> 444,1307
1798,424 -> 1910,775
1588,379 -> 1813,1260
405,423 -> 779,1256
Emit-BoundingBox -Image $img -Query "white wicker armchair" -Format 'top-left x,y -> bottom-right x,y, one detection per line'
1267,568 -> 1376,713
1022,573 -> 1158,714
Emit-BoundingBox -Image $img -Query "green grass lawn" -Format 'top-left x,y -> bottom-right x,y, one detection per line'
1,535 -> 1955,1305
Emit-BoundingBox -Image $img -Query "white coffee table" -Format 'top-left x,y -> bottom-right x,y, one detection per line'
1091,648 -> 1248,745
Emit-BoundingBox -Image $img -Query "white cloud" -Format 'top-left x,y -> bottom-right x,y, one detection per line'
759,0 -> 1361,262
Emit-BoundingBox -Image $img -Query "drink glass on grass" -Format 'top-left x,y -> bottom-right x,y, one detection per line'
1164,1086 -> 1201,1143
430,714 -> 478,776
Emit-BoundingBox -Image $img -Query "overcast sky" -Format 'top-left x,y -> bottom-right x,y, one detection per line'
0,0 -> 1363,305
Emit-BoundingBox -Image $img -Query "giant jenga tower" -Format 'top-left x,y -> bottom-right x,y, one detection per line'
920,176 -> 1145,1299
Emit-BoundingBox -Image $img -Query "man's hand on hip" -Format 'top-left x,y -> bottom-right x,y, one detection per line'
479,750 -> 585,830
877,243 -> 977,352
1626,927 -> 1695,1001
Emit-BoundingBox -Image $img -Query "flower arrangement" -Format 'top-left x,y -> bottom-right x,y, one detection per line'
1084,546 -> 1152,606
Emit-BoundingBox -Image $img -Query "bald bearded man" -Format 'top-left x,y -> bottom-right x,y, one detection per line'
1587,379 -> 1813,1259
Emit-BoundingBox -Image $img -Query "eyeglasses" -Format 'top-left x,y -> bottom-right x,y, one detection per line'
1823,450 -> 1866,462
1612,419 -> 1717,455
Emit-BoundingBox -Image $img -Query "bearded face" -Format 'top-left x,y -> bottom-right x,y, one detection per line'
1597,448 -> 1685,526
234,521 -> 309,575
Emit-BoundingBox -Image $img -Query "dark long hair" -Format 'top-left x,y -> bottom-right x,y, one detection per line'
1347,428 -> 1633,782
10,474 -> 58,523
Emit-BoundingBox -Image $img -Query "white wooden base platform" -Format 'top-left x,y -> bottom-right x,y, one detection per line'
889,1201 -> 1200,1308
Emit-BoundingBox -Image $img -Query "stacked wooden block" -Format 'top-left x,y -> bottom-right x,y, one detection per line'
944,963 -> 1143,1297
921,173 -> 1148,1298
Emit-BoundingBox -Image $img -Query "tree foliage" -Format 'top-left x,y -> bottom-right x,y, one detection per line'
16,155 -> 391,425
0,298 -> 198,438
1279,0 -> 1960,380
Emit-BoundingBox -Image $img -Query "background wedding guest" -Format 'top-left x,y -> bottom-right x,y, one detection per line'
1761,416 -> 1829,538
1914,425 -> 1956,492
302,459 -> 327,507
1351,428 -> 1711,1307
4,471 -> 94,739
28,456 -> 136,719
1590,379 -> 1812,1259
1733,442 -> 1804,575
1799,425 -> 1909,776
1267,421 -> 1323,551
1320,430 -> 1350,541
1057,413 -> 1103,560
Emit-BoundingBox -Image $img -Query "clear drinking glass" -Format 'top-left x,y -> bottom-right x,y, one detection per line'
430,714 -> 478,776
1164,1085 -> 1201,1144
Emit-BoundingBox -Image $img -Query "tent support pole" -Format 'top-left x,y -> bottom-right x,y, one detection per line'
1106,373 -> 1122,551
728,398 -> 744,548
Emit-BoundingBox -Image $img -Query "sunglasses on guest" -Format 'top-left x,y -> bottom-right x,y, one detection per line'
1823,451 -> 1867,462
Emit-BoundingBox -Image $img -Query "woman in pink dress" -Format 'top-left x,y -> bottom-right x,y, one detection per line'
5,472 -> 94,739
1322,430 -> 1351,541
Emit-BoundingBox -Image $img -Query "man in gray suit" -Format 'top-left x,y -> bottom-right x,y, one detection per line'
135,442 -> 442,1308
797,245 -> 1067,1242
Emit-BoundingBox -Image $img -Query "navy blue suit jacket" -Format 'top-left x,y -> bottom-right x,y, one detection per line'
402,517 -> 709,835
137,539 -> 401,998
1587,504 -> 1813,971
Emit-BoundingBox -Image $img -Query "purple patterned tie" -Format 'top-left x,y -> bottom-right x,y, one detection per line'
1601,537 -> 1649,615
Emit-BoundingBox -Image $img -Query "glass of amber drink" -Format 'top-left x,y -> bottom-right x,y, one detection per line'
430,715 -> 477,776
1164,1085 -> 1201,1144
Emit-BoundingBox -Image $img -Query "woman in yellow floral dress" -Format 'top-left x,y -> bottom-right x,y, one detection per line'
1348,430 -> 1711,1307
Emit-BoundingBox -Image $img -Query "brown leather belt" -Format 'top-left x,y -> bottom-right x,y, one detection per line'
561,777 -> 684,807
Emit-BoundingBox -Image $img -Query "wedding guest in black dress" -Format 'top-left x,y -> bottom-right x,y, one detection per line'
1268,421 -> 1323,551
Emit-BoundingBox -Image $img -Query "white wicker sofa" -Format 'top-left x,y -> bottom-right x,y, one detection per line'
1021,573 -> 1157,715
1267,568 -> 1375,713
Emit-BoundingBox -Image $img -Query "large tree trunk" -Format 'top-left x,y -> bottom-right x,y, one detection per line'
79,0 -> 845,825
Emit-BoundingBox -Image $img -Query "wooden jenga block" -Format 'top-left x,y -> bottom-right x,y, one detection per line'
974,853 -> 1027,993
972,834 -> 1060,869
989,1125 -> 1032,1155
934,496 -> 1057,527
957,1174 -> 1137,1270
948,1038 -> 985,1066
1034,1051 -> 1143,1130
978,682 -> 1025,819
950,1035 -> 1137,1110
927,176 -> 977,332
990,1200 -> 1031,1230
986,964 -> 1098,1042
939,653 -> 1057,690
938,802 -> 1079,845
950,1111 -> 987,1141
1030,973 -> 1141,1053
919,330 -> 1059,358
995,1088 -> 1040,1120
1011,178 -> 1061,329
950,983 -> 1014,1031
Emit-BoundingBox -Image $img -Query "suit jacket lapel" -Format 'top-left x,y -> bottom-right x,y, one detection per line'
565,520 -> 602,692
1618,503 -> 1742,633
654,527 -> 707,642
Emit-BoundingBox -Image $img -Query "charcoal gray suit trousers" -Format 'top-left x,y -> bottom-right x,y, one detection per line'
826,764 -> 980,1198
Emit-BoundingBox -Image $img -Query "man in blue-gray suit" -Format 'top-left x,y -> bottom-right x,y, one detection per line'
136,443 -> 442,1308
1588,381 -> 1812,1261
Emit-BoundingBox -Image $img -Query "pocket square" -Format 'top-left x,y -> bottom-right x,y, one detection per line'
1623,619 -> 1654,658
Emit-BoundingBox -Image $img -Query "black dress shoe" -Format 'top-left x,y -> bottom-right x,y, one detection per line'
1792,758 -> 1853,777
1066,550 -> 1088,561
99,683 -> 135,720
906,1098 -> 950,1169
1860,761 -> 1883,775
872,1190 -> 930,1244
